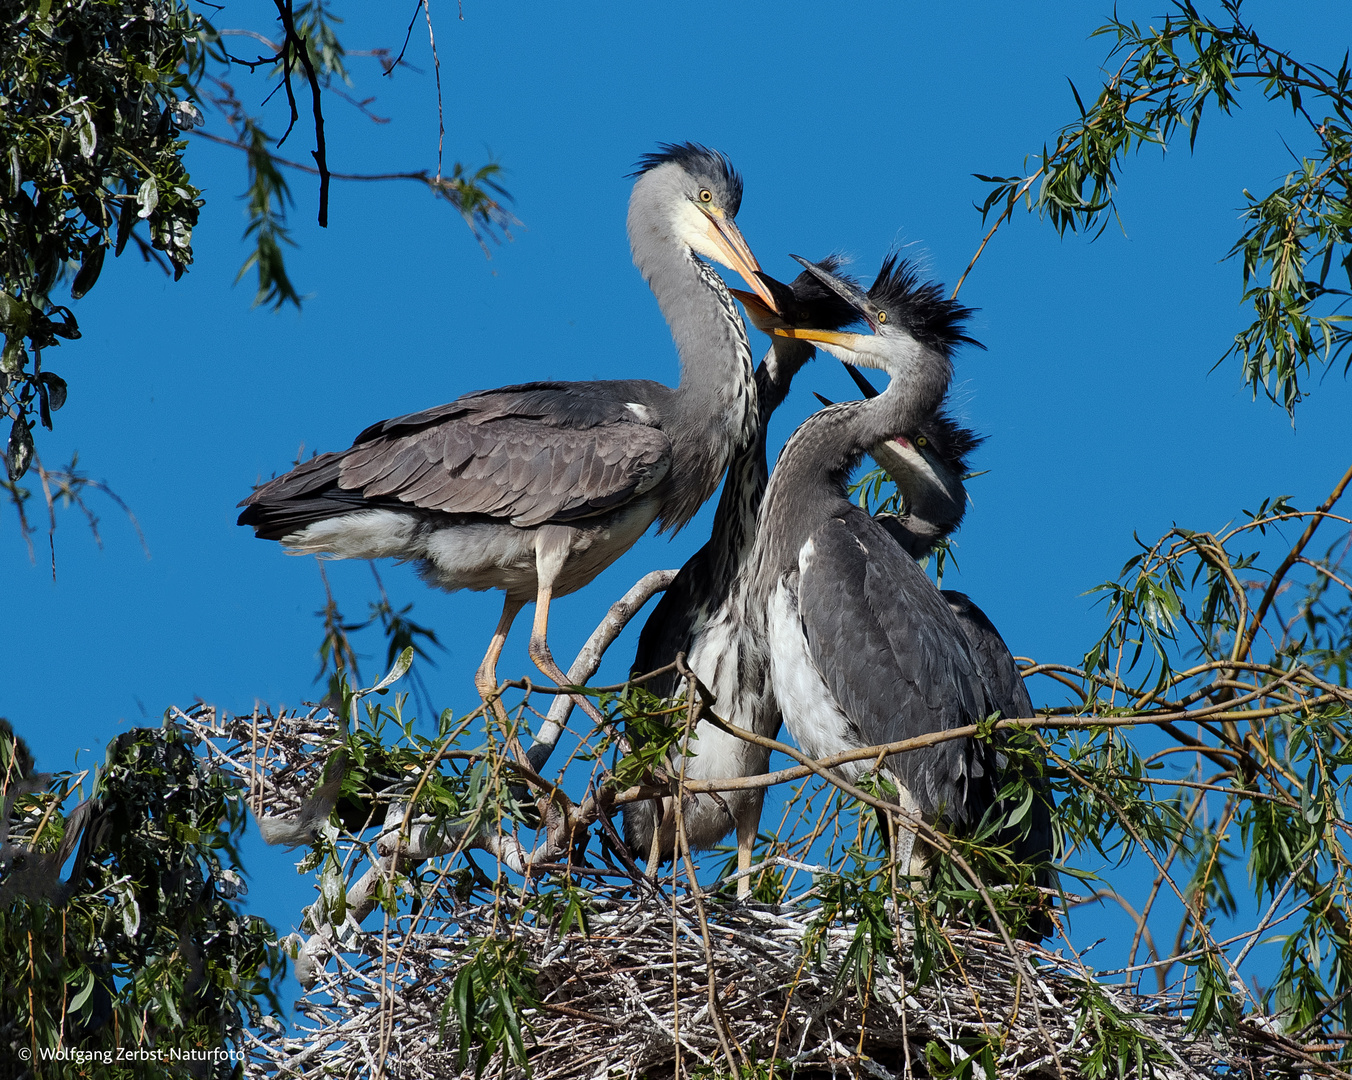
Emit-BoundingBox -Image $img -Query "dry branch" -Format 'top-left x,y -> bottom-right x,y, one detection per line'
234,887 -> 1328,1080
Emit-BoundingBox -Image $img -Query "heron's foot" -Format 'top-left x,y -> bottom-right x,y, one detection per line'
474,663 -> 513,726
529,634 -> 607,726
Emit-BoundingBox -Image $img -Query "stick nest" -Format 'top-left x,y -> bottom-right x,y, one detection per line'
179,707 -> 1327,1080
242,885 -> 1321,1079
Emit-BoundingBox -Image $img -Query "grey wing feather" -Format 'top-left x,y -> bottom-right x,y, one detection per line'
942,591 -> 1034,722
239,383 -> 672,536
943,590 -> 1057,903
797,512 -> 989,823
339,418 -> 670,527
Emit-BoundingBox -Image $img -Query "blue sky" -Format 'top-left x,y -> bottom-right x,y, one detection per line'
7,0 -> 1352,998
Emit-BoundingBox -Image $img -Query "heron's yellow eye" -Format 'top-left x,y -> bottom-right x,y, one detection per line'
699,189 -> 713,203
915,435 -> 928,448
876,310 -> 888,324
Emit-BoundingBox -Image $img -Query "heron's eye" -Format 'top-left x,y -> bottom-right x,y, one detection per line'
915,435 -> 928,448
699,189 -> 713,203
875,310 -> 888,324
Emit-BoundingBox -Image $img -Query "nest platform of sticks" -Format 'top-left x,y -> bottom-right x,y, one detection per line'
242,886 -> 1322,1080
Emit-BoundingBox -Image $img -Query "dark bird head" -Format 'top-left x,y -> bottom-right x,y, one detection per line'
873,409 -> 984,556
770,252 -> 983,368
727,255 -> 862,335
816,364 -> 984,554
628,142 -> 779,312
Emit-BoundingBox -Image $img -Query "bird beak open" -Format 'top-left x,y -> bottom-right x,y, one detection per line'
699,208 -> 781,313
793,253 -> 875,311
729,271 -> 799,330
728,286 -> 774,323
766,254 -> 878,347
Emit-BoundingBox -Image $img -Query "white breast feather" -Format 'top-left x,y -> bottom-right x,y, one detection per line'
768,553 -> 868,784
625,402 -> 655,425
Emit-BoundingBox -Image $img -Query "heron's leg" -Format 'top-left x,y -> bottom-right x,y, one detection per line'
528,527 -> 607,725
890,783 -> 925,884
645,801 -> 666,879
475,596 -> 526,706
735,790 -> 765,900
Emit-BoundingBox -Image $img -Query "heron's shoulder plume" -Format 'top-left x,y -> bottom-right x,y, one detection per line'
920,410 -> 984,474
869,253 -> 984,356
630,142 -> 743,208
789,255 -> 860,331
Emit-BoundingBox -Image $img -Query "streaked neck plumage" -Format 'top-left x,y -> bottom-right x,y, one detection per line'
627,195 -> 757,531
696,338 -> 816,592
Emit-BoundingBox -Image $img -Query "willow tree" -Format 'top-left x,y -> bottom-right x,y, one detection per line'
1,0 -> 512,554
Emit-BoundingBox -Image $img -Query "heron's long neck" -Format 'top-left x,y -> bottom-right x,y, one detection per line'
750,371 -> 947,588
694,340 -> 814,604
635,240 -> 757,529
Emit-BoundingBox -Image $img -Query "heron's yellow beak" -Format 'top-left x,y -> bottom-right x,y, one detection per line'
700,208 -> 780,314
728,286 -> 768,314
727,287 -> 780,332
770,327 -> 873,347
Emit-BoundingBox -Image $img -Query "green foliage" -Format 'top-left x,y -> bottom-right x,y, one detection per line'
801,840 -> 900,999
445,939 -> 539,1078
531,878 -> 591,938
1070,982 -> 1172,1079
604,684 -> 689,791
1,0 -> 204,485
976,0 -> 1352,414
4,2 -> 516,548
235,114 -> 301,310
0,720 -> 284,1075
923,1033 -> 999,1080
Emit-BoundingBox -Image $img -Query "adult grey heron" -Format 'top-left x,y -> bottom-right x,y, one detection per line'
746,253 -> 1000,884
238,143 -> 780,704
623,259 -> 861,891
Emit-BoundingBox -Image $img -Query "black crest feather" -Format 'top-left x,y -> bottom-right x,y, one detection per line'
915,410 -> 984,475
786,255 -> 860,331
630,142 -> 743,214
868,253 -> 984,355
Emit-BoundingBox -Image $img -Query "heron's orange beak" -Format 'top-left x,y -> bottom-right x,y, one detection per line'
700,209 -> 780,314
728,287 -> 776,321
728,286 -> 767,312
770,327 -> 873,347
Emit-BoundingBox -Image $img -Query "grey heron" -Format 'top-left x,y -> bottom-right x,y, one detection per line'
845,364 -> 1057,919
623,259 -> 861,892
238,143 -> 780,707
746,253 -> 1001,886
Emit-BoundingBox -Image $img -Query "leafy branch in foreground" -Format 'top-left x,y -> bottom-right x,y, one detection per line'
0,719 -> 285,1072
970,0 -> 1352,413
1028,465 -> 1352,1020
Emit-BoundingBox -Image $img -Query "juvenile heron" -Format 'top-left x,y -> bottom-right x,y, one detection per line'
623,259 -> 860,891
846,364 -> 1057,912
746,254 -> 996,881
238,143 -> 779,703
